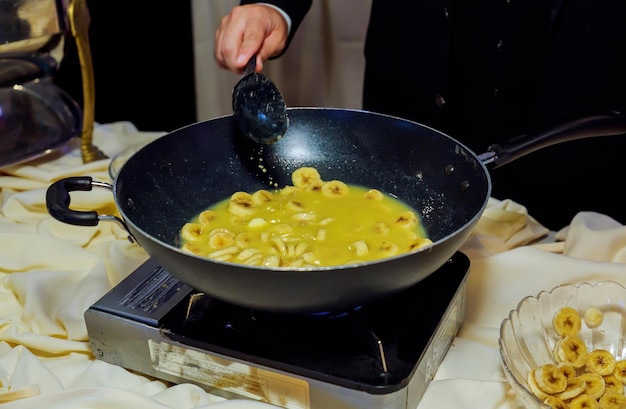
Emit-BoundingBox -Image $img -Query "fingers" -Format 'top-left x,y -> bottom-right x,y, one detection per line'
214,4 -> 289,74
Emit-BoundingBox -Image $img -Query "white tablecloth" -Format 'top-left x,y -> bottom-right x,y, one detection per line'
2,123 -> 626,408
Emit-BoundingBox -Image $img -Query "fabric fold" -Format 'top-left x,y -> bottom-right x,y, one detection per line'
2,121 -> 626,408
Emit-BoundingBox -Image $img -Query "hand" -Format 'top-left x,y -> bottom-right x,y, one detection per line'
214,4 -> 289,74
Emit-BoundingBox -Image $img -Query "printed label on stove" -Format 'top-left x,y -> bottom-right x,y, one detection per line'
148,339 -> 310,409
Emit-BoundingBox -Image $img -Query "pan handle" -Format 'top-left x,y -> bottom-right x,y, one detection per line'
479,112 -> 626,168
46,176 -> 132,239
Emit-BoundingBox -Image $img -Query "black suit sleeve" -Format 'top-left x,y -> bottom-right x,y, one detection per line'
240,0 -> 313,55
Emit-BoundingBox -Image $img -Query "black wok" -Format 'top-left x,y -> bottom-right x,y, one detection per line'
46,108 -> 626,313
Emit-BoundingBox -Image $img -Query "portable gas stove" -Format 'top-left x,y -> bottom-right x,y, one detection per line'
85,252 -> 469,409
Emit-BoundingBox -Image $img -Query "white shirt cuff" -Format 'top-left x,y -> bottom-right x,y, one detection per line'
258,3 -> 292,33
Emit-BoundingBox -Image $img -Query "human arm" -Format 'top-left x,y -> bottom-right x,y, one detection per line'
214,1 -> 312,74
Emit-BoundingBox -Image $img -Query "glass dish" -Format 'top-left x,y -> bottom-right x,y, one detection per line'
0,78 -> 81,168
499,281 -> 626,409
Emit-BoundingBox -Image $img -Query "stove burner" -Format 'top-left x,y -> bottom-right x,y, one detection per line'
154,255 -> 469,391
304,306 -> 363,319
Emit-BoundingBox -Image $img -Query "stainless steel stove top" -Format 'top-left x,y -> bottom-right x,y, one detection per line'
84,253 -> 469,409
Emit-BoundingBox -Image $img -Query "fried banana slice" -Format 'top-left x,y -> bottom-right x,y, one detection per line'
208,231 -> 235,249
586,349 -> 617,376
569,393 -> 600,409
395,210 -> 418,230
603,374 -> 624,395
180,222 -> 204,242
577,372 -> 606,400
556,377 -> 586,400
557,336 -> 589,368
598,392 -> 626,409
198,210 -> 217,225
321,180 -> 350,197
558,362 -> 578,380
228,191 -> 256,217
553,306 -> 582,337
291,167 -> 322,189
528,368 -> 549,401
544,395 -> 569,409
535,363 -> 568,394
251,189 -> 273,206
378,241 -> 399,257
612,360 -> 626,383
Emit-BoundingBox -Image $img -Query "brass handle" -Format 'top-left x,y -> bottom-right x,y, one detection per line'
68,0 -> 107,163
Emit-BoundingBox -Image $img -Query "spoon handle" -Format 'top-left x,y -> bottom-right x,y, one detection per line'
243,55 -> 256,76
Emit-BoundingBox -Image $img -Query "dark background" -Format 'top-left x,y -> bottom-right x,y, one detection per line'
54,1 -> 197,132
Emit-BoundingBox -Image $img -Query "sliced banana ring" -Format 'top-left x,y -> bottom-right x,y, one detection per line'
556,335 -> 589,368
569,393 -> 600,409
603,374 -> 624,395
585,349 -> 617,376
291,167 -> 321,188
528,368 -> 549,401
553,306 -> 582,337
599,392 -> 626,409
395,210 -> 418,230
555,377 -> 586,401
535,363 -> 568,394
321,180 -> 349,197
543,395 -> 569,409
557,362 -> 577,380
577,372 -> 605,400
613,360 -> 626,383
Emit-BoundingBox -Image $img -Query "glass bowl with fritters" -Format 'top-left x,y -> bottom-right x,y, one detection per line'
499,281 -> 626,409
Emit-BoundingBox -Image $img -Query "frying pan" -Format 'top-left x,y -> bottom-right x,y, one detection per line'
46,108 -> 626,313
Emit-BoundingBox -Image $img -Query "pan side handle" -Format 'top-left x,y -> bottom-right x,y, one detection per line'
480,112 -> 626,168
46,177 -> 130,236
